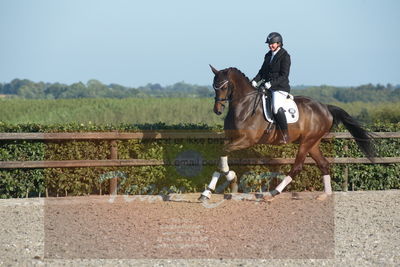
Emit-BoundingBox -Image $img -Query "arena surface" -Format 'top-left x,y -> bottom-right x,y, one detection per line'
0,190 -> 399,266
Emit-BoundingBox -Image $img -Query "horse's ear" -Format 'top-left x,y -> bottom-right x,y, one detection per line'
209,64 -> 219,75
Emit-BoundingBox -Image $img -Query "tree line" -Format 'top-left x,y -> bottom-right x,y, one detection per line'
294,83 -> 400,103
1,78 -> 399,102
0,79 -> 213,99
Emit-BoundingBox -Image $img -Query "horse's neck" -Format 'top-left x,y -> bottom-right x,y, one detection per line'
227,75 -> 262,121
230,75 -> 254,100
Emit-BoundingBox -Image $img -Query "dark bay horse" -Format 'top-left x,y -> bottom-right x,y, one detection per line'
199,65 -> 375,201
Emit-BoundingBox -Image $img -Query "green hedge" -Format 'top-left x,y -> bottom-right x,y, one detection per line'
0,121 -> 399,198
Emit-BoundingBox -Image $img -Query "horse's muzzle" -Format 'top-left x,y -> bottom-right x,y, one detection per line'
214,102 -> 224,115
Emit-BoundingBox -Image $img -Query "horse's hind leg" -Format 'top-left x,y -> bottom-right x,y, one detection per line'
265,140 -> 316,200
308,144 -> 332,200
199,156 -> 237,201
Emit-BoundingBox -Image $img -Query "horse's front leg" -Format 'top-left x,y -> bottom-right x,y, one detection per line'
219,155 -> 238,193
198,155 -> 237,201
199,131 -> 259,201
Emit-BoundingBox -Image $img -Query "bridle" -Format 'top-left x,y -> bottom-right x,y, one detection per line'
213,79 -> 262,111
213,80 -> 231,105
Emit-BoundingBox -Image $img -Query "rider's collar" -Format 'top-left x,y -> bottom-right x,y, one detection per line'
271,47 -> 281,56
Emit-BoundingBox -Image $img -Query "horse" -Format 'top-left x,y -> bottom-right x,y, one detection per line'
199,65 -> 375,201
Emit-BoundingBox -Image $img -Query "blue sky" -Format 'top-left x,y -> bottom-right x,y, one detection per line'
1,0 -> 399,87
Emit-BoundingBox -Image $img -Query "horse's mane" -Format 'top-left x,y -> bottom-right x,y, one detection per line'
226,67 -> 251,83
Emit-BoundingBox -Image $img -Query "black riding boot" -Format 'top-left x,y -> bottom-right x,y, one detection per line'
274,107 -> 289,143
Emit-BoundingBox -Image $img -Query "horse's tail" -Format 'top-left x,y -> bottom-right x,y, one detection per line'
327,104 -> 376,161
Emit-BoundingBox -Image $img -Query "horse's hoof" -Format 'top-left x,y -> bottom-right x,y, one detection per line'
255,193 -> 264,199
263,190 -> 280,202
263,195 -> 275,202
291,192 -> 301,200
316,193 -> 331,201
224,194 -> 233,200
198,195 -> 210,202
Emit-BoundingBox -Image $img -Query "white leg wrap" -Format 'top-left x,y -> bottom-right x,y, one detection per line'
276,176 -> 292,193
208,172 -> 220,191
225,170 -> 236,181
219,156 -> 229,173
201,189 -> 211,198
323,175 -> 332,195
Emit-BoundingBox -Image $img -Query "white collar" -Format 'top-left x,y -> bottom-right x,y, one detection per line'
271,47 -> 281,56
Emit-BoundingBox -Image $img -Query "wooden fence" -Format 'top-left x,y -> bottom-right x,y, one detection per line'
1,131 -> 399,193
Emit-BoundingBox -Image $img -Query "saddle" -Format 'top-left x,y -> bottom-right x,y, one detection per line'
261,90 -> 299,124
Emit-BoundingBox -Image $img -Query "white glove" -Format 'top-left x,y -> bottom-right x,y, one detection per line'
265,81 -> 271,89
251,80 -> 257,87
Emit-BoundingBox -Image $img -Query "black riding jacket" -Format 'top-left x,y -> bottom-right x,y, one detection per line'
253,47 -> 291,93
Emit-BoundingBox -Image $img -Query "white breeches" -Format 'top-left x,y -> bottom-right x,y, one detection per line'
272,90 -> 289,114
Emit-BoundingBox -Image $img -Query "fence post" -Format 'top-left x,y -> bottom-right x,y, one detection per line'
342,145 -> 349,192
110,140 -> 118,195
342,165 -> 349,192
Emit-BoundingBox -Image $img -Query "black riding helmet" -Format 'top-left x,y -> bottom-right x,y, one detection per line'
266,32 -> 283,45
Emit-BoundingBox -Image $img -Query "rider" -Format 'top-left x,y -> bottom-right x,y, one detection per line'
252,32 -> 291,143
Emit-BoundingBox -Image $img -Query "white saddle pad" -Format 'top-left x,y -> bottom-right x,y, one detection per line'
262,93 -> 299,124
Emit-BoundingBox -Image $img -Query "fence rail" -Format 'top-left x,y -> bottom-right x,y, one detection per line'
1,132 -> 399,169
0,157 -> 399,169
0,131 -> 399,141
1,131 -> 399,193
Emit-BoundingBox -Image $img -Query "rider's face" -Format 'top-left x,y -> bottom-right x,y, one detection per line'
269,42 -> 280,52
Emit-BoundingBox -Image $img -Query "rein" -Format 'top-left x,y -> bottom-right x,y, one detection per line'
252,88 -> 264,116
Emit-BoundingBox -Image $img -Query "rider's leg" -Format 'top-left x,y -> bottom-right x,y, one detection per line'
272,91 -> 289,143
